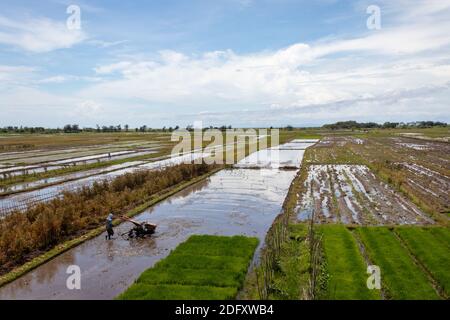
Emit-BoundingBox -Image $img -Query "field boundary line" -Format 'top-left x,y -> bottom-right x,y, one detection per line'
392,228 -> 447,300
0,167 -> 222,289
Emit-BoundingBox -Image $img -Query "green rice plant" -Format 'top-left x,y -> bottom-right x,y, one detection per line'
137,268 -> 242,288
119,284 -> 238,300
319,225 -> 380,300
172,235 -> 259,259
117,235 -> 259,300
157,254 -> 249,273
395,227 -> 450,297
427,227 -> 450,249
356,227 -> 439,300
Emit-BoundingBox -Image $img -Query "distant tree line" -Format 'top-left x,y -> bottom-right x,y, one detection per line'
0,124 -> 235,134
323,120 -> 448,130
0,126 -> 60,134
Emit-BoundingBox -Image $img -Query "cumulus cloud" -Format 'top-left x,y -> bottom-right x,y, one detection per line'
82,27 -> 450,108
0,15 -> 86,53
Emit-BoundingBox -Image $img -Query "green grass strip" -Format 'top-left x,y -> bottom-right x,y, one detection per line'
119,284 -> 238,300
156,254 -> 249,273
319,225 -> 380,300
137,268 -> 243,288
356,227 -> 440,300
172,235 -> 259,259
117,235 -> 259,300
427,227 -> 450,250
395,227 -> 450,297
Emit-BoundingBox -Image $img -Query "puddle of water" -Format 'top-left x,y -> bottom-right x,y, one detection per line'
0,168 -> 297,300
235,140 -> 318,168
236,149 -> 304,168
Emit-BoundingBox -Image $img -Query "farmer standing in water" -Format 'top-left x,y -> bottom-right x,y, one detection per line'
106,213 -> 114,240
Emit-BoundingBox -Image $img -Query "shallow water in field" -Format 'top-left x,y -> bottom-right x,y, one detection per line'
0,168 -> 297,300
296,164 -> 434,225
236,139 -> 317,168
0,153 -> 206,215
0,141 -> 163,164
0,140 -> 316,299
0,149 -> 159,177
0,161 -> 147,194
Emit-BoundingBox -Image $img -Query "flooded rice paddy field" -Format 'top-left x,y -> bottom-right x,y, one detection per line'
0,140 -> 313,299
236,140 -> 318,168
0,140 -> 255,214
0,140 -> 166,164
2,133 -> 446,299
0,161 -> 147,194
305,135 -> 450,214
0,153 -> 207,215
0,147 -> 161,177
296,164 -> 433,225
0,168 -> 297,299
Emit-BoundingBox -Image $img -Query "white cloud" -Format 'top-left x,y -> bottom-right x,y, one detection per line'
38,75 -> 68,84
37,75 -> 103,84
69,100 -> 103,119
82,24 -> 450,108
94,61 -> 133,75
0,65 -> 35,84
88,39 -> 128,48
0,15 -> 86,53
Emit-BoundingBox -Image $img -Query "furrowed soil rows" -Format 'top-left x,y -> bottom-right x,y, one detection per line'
304,135 -> 450,216
297,164 -> 432,225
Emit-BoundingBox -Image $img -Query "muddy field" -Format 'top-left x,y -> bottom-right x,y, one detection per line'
0,168 -> 297,299
304,135 -> 450,216
297,164 -> 433,225
0,139 -> 314,299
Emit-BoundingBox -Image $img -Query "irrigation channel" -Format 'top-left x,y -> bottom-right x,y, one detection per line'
0,140 -> 317,299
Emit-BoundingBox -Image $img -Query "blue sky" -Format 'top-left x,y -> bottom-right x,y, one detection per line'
0,0 -> 449,127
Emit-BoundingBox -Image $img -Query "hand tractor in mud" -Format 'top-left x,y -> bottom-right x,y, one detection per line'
120,216 -> 157,240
